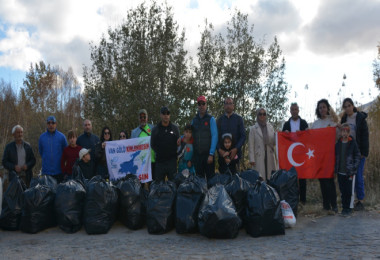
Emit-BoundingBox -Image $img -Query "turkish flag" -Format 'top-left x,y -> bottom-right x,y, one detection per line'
276,127 -> 336,179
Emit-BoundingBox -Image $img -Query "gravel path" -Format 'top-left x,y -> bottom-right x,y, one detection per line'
1,211 -> 379,260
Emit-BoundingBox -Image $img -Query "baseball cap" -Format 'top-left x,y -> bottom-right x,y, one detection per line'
79,148 -> 90,159
46,116 -> 57,123
197,96 -> 207,103
138,109 -> 148,115
160,106 -> 170,114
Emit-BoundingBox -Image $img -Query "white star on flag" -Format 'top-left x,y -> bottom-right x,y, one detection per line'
306,149 -> 314,159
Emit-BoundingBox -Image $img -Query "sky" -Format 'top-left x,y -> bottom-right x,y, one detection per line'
0,0 -> 379,121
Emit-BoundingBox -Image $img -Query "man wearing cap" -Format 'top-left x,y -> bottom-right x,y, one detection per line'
38,116 -> 68,183
77,119 -> 100,159
2,125 -> 36,187
72,148 -> 95,180
131,109 -> 156,180
191,96 -> 218,181
151,106 -> 180,182
217,97 -> 246,173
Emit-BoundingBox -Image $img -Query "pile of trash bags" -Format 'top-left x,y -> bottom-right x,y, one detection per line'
0,167 -> 298,238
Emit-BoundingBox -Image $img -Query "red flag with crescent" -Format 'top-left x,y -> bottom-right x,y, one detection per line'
276,127 -> 336,179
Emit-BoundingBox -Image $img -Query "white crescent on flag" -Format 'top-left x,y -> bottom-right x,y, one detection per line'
287,142 -> 305,167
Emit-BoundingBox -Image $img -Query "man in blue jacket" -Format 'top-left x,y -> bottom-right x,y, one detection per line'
38,116 -> 67,183
192,96 -> 218,181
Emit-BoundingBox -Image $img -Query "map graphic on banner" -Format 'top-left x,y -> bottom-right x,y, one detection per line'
105,137 -> 152,182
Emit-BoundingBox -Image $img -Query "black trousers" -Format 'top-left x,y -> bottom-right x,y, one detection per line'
319,178 -> 337,210
338,174 -> 354,210
299,178 -> 307,203
154,159 -> 177,182
218,156 -> 237,174
193,152 -> 215,181
51,173 -> 64,184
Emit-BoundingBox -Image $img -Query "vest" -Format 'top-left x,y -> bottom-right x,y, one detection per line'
192,113 -> 212,154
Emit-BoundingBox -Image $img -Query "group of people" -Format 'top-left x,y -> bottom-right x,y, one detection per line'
1,95 -> 368,216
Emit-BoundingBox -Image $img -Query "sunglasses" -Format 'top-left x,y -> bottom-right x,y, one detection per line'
140,116 -> 146,119
104,132 -> 110,135
47,121 -> 56,125
258,112 -> 266,116
198,102 -> 206,106
161,112 -> 170,115
119,135 -> 126,138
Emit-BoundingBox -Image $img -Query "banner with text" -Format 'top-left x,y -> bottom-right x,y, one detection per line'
105,137 -> 152,182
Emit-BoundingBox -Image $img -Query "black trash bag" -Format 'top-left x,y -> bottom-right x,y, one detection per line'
176,175 -> 207,234
268,167 -> 299,216
55,180 -> 86,233
146,180 -> 176,234
20,184 -> 56,233
207,173 -> 232,189
198,184 -> 241,239
0,175 -> 26,231
117,174 -> 144,230
140,187 -> 149,223
239,169 -> 260,185
30,175 -> 58,193
225,174 -> 252,222
173,171 -> 191,187
245,180 -> 285,237
83,176 -> 118,235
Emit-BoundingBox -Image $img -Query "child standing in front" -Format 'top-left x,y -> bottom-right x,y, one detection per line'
218,133 -> 238,174
335,123 -> 361,216
177,124 -> 195,175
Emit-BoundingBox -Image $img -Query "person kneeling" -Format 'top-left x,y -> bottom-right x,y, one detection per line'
72,148 -> 96,180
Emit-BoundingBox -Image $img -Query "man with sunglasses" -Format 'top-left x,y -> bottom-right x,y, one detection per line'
150,106 -> 180,182
131,109 -> 156,180
191,96 -> 218,181
38,116 -> 68,183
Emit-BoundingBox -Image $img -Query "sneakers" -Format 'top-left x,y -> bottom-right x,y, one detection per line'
354,201 -> 365,211
340,209 -> 352,217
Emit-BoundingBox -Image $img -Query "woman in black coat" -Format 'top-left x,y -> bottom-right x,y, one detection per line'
95,126 -> 113,179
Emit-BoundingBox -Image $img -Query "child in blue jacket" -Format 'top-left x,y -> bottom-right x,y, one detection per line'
178,124 -> 195,175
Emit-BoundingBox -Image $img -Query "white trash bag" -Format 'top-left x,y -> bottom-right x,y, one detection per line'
280,200 -> 296,228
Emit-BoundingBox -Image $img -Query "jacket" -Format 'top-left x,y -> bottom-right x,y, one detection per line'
2,141 -> 36,181
72,159 -> 95,180
248,122 -> 277,180
131,124 -> 154,138
192,112 -> 218,155
282,116 -> 309,132
150,121 -> 180,162
216,113 -> 246,158
341,111 -> 369,157
39,130 -> 68,175
335,137 -> 361,176
76,132 -> 100,158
